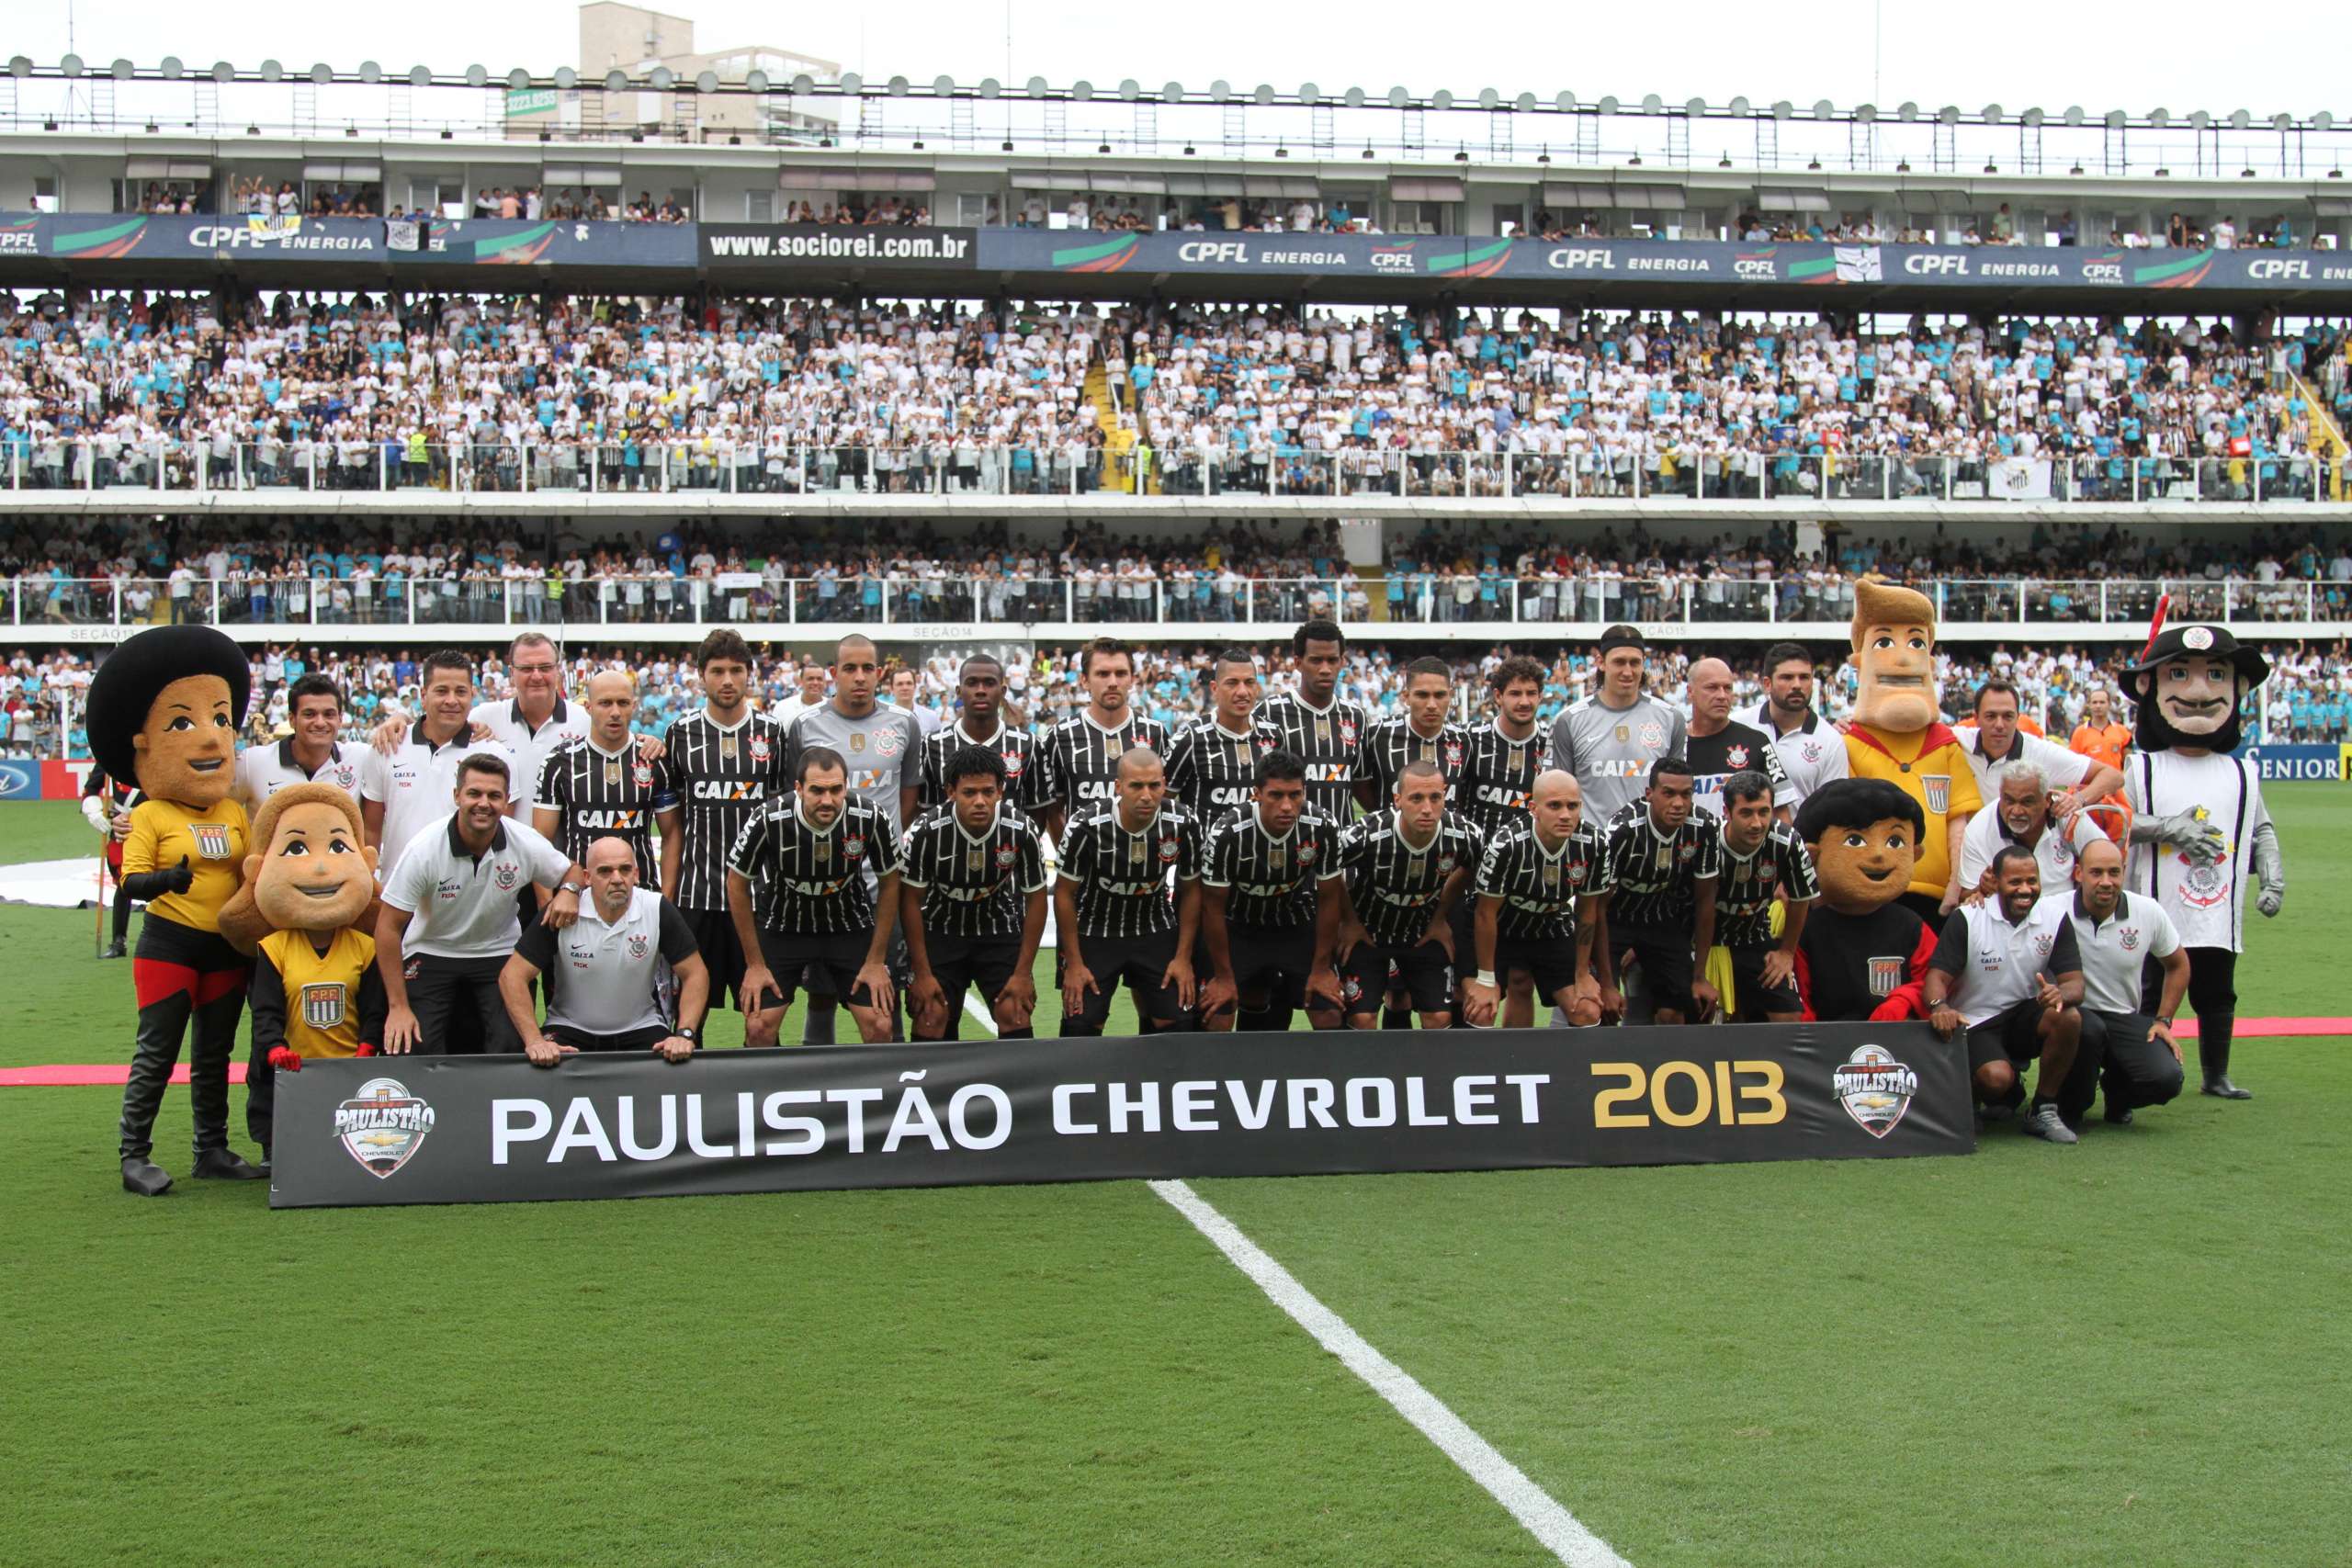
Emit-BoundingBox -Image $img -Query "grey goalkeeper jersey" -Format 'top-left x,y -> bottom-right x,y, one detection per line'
1547,694 -> 1688,828
782,702 -> 922,839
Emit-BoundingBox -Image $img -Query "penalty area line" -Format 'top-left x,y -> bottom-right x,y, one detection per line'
1147,1177 -> 1632,1568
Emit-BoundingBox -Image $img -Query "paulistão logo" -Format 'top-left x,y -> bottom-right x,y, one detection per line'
1832,1044 -> 1919,1140
335,1077 -> 436,1179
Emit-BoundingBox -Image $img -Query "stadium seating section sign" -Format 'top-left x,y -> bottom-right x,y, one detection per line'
272,1022 -> 1971,1208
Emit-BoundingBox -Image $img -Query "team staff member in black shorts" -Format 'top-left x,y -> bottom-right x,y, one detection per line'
1199,750 -> 1349,1032
1460,771 -> 1611,1028
503,836 -> 707,1062
1713,769 -> 1819,1022
899,748 -> 1049,1042
1597,757 -> 1722,1025
1333,761 -> 1484,1030
1055,747 -> 1204,1036
726,746 -> 901,1046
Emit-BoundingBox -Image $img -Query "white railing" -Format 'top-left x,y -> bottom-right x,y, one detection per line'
9,574 -> 2347,632
0,441 -> 2339,505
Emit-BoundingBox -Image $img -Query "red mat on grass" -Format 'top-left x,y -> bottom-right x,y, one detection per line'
5,1018 -> 2348,1087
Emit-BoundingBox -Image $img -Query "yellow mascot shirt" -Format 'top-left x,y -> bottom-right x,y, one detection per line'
124,797 -> 251,931
257,927 -> 377,1057
1841,722 -> 1983,898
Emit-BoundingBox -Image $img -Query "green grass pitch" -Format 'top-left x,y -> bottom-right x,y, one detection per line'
3,791 -> 2348,1566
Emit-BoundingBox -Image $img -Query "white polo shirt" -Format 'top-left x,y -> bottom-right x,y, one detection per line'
514,885 -> 698,1036
360,723 -> 522,880
471,696 -> 590,817
1749,702 -> 1851,807
237,737 -> 363,805
382,812 -> 572,959
1958,728 -> 2093,797
2042,889 -> 2182,1016
1958,805 -> 2105,891
1929,896 -> 2082,1027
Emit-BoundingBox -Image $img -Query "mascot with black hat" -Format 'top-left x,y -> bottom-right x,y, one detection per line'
86,624 -> 263,1195
2121,622 -> 2282,1100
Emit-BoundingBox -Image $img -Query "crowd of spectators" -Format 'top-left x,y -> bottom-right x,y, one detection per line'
11,632 -> 2350,764
6,514 -> 2348,633
4,290 -> 2347,505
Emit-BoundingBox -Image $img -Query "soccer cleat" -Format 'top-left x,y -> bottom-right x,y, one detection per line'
2023,1103 -> 2078,1145
190,1147 -> 264,1180
2201,1076 -> 2252,1100
120,1157 -> 173,1196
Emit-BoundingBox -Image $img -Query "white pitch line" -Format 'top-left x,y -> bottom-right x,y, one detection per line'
1148,1177 -> 1632,1568
962,994 -> 1001,1035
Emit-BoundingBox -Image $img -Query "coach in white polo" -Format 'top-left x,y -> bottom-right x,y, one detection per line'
1922,841 -> 2090,1145
361,650 -> 521,878
2049,837 -> 2189,1128
377,753 -> 586,1055
1959,760 -> 2104,890
235,673 -> 362,807
502,836 -> 708,1064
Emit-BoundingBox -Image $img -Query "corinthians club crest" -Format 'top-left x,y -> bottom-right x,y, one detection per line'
1832,1044 -> 1919,1140
334,1077 -> 436,1179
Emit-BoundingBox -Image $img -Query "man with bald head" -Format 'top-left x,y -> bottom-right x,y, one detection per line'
534,668 -> 682,891
1462,770 -> 1612,1027
1054,745 -> 1205,1035
503,835 -> 708,1064
2045,835 -> 2189,1127
1683,656 -> 1795,824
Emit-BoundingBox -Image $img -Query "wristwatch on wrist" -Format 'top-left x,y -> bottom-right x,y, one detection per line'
679,1026 -> 700,1043
559,881 -> 586,897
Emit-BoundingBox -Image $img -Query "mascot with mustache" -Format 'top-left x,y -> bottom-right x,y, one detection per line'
2122,624 -> 2282,1100
85,625 -> 263,1195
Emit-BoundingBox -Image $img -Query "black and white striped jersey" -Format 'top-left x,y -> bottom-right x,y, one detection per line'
918,719 -> 1046,815
1453,721 -> 1551,840
1164,719 -> 1280,822
1036,711 -> 1171,825
898,804 -> 1048,941
725,797 -> 900,935
1202,806 -> 1346,930
1055,804 -> 1204,940
1258,692 -> 1370,823
1355,716 -> 1469,807
1475,818 -> 1612,942
1339,812 -> 1487,947
534,737 -> 681,887
662,709 -> 791,911
1714,819 -> 1821,949
1602,802 -> 1724,931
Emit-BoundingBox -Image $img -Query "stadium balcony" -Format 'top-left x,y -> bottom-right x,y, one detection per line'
1,440 -> 2343,524
15,570 -> 2347,646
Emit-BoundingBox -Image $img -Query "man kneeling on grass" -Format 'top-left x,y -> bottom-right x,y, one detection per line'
1921,843 -> 2094,1144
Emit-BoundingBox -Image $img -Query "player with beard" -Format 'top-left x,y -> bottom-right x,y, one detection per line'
919,653 -> 1044,814
660,629 -> 790,1024
1923,843 -> 2090,1143
1713,769 -> 1818,1023
1682,657 -> 1795,823
1597,757 -> 1722,1025
1259,619 -> 1370,826
1748,642 -> 1849,808
1332,761 -> 1485,1030
1165,649 -> 1281,824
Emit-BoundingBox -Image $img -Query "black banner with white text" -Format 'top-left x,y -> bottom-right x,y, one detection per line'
270,1023 -> 1970,1208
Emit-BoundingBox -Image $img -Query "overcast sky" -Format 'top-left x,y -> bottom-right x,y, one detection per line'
14,0 -> 2344,118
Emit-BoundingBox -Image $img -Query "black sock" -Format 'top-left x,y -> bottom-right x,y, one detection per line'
1236,1006 -> 1280,1033
1134,1015 -> 1159,1036
112,890 -> 132,944
1382,1003 -> 1414,1031
1059,1020 -> 1102,1038
1000,1026 -> 1035,1039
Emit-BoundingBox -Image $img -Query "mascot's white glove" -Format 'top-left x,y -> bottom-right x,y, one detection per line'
81,794 -> 112,834
2252,821 -> 2285,918
2132,809 -> 2227,866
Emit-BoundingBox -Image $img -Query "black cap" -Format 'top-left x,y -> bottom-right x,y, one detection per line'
85,626 -> 251,784
2122,623 -> 2269,698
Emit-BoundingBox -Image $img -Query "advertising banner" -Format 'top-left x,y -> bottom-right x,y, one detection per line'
2238,743 -> 2349,781
701,224 -> 978,271
387,218 -> 697,268
271,1021 -> 1970,1209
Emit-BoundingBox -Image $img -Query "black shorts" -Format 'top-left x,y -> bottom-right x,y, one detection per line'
547,1023 -> 673,1053
754,931 -> 882,1009
1611,921 -> 1695,1016
1340,936 -> 1453,1016
1227,920 -> 1318,1011
680,907 -> 748,1010
1496,932 -> 1580,1000
1728,942 -> 1803,1019
1066,930 -> 1184,1031
923,932 -> 1023,1009
1963,998 -> 2052,1073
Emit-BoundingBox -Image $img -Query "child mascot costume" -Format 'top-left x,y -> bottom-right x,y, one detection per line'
85,625 -> 261,1195
2120,624 -> 2284,1100
216,783 -> 388,1170
1792,778 -> 1939,1022
1838,576 -> 1981,925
